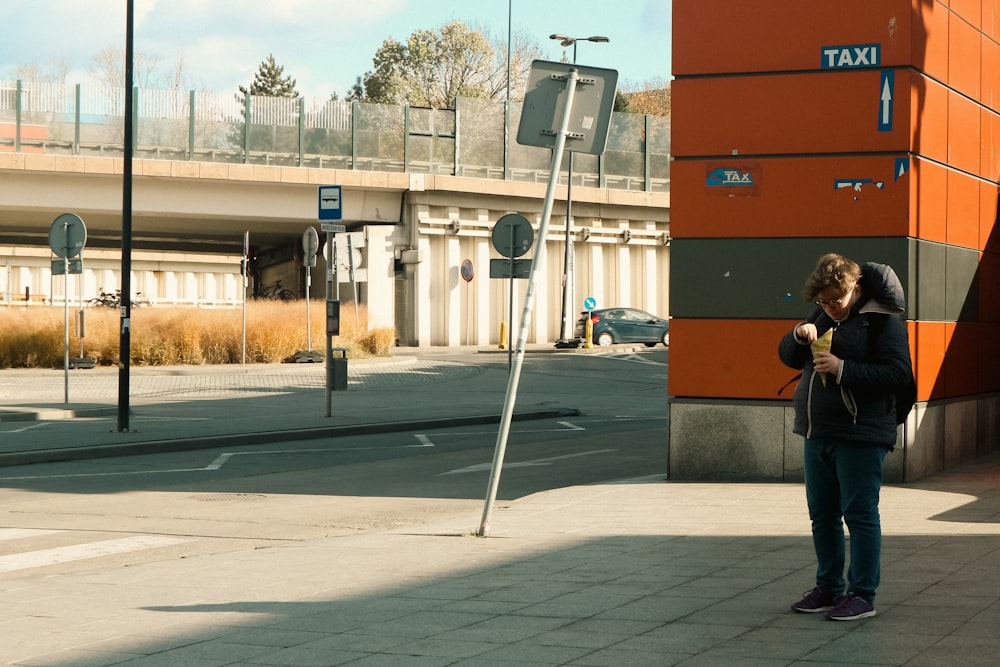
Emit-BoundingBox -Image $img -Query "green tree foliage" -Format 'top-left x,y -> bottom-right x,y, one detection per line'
618,79 -> 671,116
237,53 -> 299,104
361,20 -> 540,108
232,54 -> 300,153
613,91 -> 631,113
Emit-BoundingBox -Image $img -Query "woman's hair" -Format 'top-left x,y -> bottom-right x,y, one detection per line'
803,253 -> 861,301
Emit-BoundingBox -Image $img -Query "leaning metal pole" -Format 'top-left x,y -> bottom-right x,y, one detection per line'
478,67 -> 582,537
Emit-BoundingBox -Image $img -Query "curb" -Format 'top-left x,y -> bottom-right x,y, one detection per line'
0,408 -> 581,468
0,406 -> 119,423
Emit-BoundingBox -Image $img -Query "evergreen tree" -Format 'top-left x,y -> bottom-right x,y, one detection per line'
232,54 -> 300,152
236,54 -> 298,106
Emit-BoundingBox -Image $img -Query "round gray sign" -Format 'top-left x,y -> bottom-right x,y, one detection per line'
48,213 -> 87,258
491,214 -> 533,258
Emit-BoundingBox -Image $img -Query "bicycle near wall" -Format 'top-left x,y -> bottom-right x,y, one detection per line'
88,289 -> 152,308
251,280 -> 295,301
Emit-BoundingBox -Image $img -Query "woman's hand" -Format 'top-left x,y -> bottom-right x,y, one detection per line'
796,323 -> 818,342
813,351 -> 841,375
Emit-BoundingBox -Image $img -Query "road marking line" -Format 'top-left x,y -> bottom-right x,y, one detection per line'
414,434 -> 435,447
206,453 -> 234,470
0,528 -> 62,541
557,421 -> 585,430
0,536 -> 191,573
0,444 -> 443,480
616,353 -> 667,366
417,422 -> 588,438
1,422 -> 52,433
439,448 -> 618,476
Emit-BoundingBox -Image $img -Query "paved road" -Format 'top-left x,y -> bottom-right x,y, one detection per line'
2,347 -> 1000,665
0,346 -> 667,466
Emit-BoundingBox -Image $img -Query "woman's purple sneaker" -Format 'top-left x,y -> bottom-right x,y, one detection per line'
826,595 -> 876,620
791,587 -> 837,613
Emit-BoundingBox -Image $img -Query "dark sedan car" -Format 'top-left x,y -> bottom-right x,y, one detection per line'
574,307 -> 669,347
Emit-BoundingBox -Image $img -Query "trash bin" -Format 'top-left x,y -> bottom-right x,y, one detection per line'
329,347 -> 348,391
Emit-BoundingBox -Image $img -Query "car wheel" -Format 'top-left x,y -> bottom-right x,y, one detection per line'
644,341 -> 657,347
597,332 -> 614,346
662,331 -> 670,346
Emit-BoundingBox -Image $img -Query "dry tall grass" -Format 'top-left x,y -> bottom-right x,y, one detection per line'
0,302 -> 394,368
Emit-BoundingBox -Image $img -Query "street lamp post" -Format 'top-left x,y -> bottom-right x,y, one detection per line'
549,34 -> 609,347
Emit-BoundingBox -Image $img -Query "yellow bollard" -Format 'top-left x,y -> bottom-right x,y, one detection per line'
584,317 -> 593,349
499,321 -> 507,349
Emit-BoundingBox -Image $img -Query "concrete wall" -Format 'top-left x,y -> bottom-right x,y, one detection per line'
669,0 -> 1000,481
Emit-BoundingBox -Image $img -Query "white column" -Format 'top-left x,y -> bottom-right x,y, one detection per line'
164,271 -> 178,302
442,207 -> 461,346
365,225 -> 395,330
618,220 -> 632,308
474,209 -> 491,346
204,273 -> 218,303
415,226 -> 433,346
643,221 -> 660,314
590,234 -> 604,311
531,212 -> 549,344
185,273 -> 198,304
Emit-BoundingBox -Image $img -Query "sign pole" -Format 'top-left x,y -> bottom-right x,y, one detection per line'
48,213 -> 87,403
348,233 -> 359,324
478,67 -> 582,537
461,259 -> 474,346
242,231 -> 248,366
508,226 -> 514,370
301,226 -> 319,358
318,185 -> 345,417
62,254 -> 69,403
325,231 -> 333,417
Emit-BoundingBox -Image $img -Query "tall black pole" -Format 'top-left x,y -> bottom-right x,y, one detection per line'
118,0 -> 134,432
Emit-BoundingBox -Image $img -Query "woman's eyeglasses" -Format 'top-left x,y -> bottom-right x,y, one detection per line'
815,287 -> 855,308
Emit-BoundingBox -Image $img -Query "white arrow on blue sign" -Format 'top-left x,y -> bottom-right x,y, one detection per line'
584,297 -> 597,311
878,70 -> 894,132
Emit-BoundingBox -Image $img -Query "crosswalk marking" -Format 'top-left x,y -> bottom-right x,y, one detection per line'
0,535 -> 191,573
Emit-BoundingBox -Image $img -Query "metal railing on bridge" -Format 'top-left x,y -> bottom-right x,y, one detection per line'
0,81 -> 669,193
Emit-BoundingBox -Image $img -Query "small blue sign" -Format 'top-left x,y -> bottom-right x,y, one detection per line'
878,70 -> 894,132
894,157 -> 909,181
318,185 -> 342,221
821,44 -> 881,69
834,179 -> 885,192
583,297 -> 597,311
706,168 -> 755,187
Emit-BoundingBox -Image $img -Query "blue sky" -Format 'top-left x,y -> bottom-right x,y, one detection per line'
0,0 -> 671,99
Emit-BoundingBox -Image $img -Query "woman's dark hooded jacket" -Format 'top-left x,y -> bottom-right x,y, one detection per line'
778,262 -> 913,447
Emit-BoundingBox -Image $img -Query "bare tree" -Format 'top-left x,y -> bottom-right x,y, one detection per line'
480,27 -> 544,101
360,19 -> 543,108
620,79 -> 671,116
89,47 -> 162,90
12,59 -> 70,86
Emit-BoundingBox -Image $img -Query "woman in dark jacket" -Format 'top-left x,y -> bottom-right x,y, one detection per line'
778,253 -> 913,621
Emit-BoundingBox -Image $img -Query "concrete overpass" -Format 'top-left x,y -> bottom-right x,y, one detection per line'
0,151 -> 669,346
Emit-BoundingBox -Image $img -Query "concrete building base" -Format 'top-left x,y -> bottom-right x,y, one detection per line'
668,394 -> 1000,483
